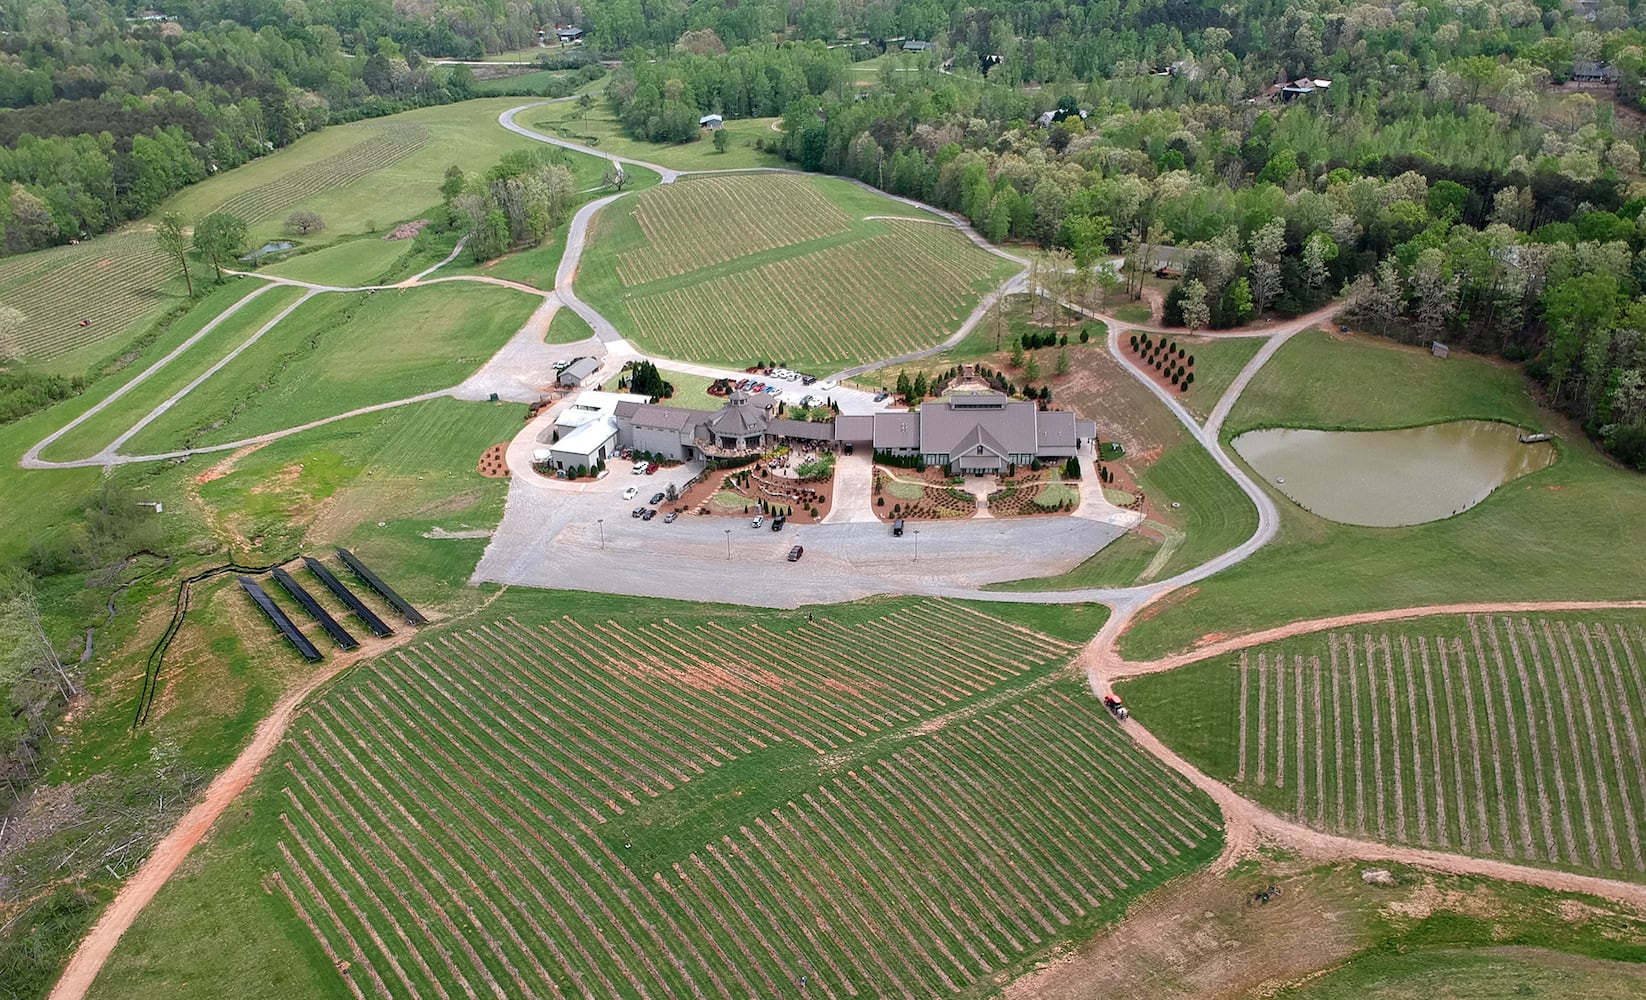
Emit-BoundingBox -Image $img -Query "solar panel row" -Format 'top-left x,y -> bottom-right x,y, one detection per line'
237,576 -> 323,662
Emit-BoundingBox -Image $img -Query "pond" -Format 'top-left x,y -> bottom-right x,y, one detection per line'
1232,420 -> 1557,527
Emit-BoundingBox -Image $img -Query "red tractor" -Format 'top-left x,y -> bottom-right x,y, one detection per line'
1103,693 -> 1129,720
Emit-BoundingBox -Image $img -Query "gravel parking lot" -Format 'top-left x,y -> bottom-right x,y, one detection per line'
472,455 -> 1137,608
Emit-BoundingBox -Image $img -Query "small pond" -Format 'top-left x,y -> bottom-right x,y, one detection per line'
238,241 -> 296,262
1232,420 -> 1557,527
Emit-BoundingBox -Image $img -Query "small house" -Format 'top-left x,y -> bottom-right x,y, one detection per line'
1571,61 -> 1618,84
557,357 -> 600,388
555,26 -> 584,44
698,114 -> 723,129
902,39 -> 931,52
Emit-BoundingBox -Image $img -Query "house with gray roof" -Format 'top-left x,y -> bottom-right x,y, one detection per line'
557,356 -> 601,387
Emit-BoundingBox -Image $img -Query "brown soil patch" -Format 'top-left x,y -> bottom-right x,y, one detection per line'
477,442 -> 511,478
1002,863 -> 1364,1000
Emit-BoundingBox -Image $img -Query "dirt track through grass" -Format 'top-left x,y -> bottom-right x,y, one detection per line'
1120,612 -> 1646,882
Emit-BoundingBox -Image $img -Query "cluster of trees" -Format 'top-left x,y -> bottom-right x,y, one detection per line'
609,42 -> 849,142
0,5 -> 527,254
626,360 -> 675,400
442,150 -> 577,263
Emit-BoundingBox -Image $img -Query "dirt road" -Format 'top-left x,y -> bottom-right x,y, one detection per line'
46,628 -> 426,1000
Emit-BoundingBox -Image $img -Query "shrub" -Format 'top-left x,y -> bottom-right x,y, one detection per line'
1080,330 -> 1090,344
877,496 -> 885,506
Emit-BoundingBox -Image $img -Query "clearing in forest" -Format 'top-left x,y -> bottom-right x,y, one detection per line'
260,599 -> 1220,998
1120,612 -> 1646,882
581,173 -> 1015,372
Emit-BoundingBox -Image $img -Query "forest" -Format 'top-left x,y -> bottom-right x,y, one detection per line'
603,3 -> 1646,467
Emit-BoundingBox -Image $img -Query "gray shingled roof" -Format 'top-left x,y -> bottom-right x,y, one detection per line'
558,357 -> 600,384
918,399 -> 1038,456
703,392 -> 771,437
872,411 -> 921,449
1036,411 -> 1078,450
767,417 -> 834,441
835,414 -> 874,442
617,401 -> 707,433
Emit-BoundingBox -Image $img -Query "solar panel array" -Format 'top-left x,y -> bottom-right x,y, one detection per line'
237,576 -> 323,662
337,547 -> 428,625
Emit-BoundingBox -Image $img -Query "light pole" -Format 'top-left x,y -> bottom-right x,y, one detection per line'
597,518 -> 604,550
913,529 -> 920,563
724,528 -> 731,561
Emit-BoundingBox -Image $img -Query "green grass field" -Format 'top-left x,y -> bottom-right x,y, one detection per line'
0,232 -> 176,367
546,305 -> 594,343
260,237 -> 427,287
1121,611 -> 1646,883
1119,333 -> 1646,660
38,282 -> 311,462
87,594 -> 1218,1000
1173,334 -> 1266,422
473,69 -> 568,94
523,102 -> 786,171
121,283 -> 538,454
581,174 -> 1015,371
1278,948 -> 1646,999
160,99 -> 571,245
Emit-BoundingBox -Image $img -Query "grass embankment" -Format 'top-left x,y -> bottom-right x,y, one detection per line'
86,598 -> 1173,1000
37,282 -> 310,462
524,100 -> 786,172
579,173 -> 1015,372
120,283 -> 538,454
260,236 -> 438,287
1174,335 -> 1265,422
1121,609 -> 1646,883
160,98 -> 600,245
1120,330 -> 1646,659
546,307 -> 594,344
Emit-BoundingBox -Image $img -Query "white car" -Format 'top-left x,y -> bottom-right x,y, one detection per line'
751,515 -> 764,528
632,462 -> 648,475
817,379 -> 837,390
622,486 -> 638,500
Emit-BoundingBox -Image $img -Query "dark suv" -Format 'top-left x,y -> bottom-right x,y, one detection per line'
771,515 -> 786,531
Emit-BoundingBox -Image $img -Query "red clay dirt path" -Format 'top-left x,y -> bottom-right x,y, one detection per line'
1083,598 -> 1646,910
46,616 -> 455,1000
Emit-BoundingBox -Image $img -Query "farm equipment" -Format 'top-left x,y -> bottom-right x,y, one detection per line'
1103,694 -> 1129,720
1247,884 -> 1283,906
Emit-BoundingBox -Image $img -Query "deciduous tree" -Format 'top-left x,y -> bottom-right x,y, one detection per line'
192,212 -> 248,283
155,212 -> 192,298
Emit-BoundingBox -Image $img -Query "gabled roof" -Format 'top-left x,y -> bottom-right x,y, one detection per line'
699,113 -> 723,125
1035,411 -> 1078,450
835,414 -> 874,442
902,39 -> 931,51
951,423 -> 1010,459
616,401 -> 704,433
558,357 -> 600,383
767,417 -> 834,441
918,399 -> 1038,457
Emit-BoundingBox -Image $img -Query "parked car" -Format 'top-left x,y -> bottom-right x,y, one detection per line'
818,380 -> 838,390
893,518 -> 905,537
663,511 -> 678,523
799,394 -> 814,407
800,375 -> 817,386
735,378 -> 749,391
643,508 -> 657,521
622,486 -> 638,500
764,385 -> 780,394
646,462 -> 659,474
787,545 -> 804,562
771,515 -> 786,531
873,391 -> 889,402
750,382 -> 765,392
751,515 -> 764,529
650,492 -> 666,505
630,506 -> 645,518
632,462 -> 648,475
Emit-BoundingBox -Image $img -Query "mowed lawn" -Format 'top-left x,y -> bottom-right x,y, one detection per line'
39,282 -> 310,463
580,173 -> 1016,372
1121,331 -> 1646,659
88,595 -> 1220,1000
261,237 -> 425,287
1121,611 -> 1646,883
0,231 -> 175,368
1171,334 -> 1266,423
160,98 -> 574,245
522,101 -> 785,171
122,282 -> 538,454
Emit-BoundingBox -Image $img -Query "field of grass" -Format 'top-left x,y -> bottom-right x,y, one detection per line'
581,174 -> 1014,372
0,231 -> 176,367
604,369 -> 719,410
1111,303 -> 1153,324
1121,611 -> 1646,881
473,69 -> 568,94
1230,330 -> 1546,433
546,305 -> 594,343
524,102 -> 786,171
160,99 -> 566,245
39,282 -> 311,462
1174,335 -> 1266,422
1120,332 -> 1646,660
122,283 -> 538,454
261,237 -> 425,287
86,595 -> 1216,1000
1278,948 -> 1646,999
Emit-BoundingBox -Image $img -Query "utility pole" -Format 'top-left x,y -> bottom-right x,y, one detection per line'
598,518 -> 604,549
725,529 -> 732,561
